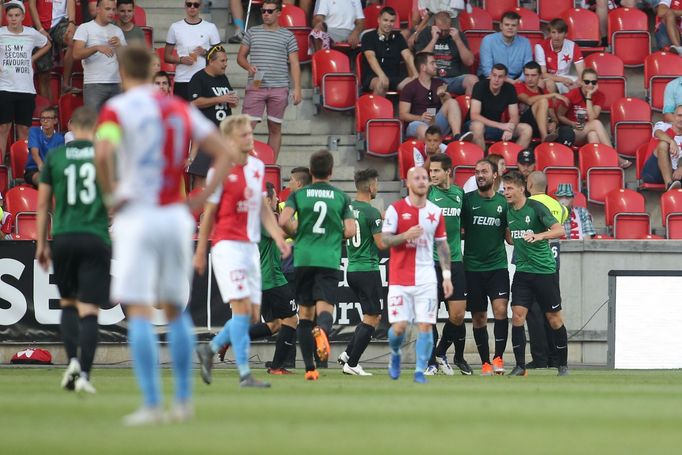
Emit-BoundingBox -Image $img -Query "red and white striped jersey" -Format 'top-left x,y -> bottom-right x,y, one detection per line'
97,84 -> 215,206
535,38 -> 583,77
382,197 -> 447,286
208,155 -> 265,243
34,0 -> 68,31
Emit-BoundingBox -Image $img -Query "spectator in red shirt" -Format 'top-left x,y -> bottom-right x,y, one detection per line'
516,62 -> 568,142
556,68 -> 631,168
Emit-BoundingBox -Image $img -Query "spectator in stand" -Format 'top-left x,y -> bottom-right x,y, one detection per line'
642,105 -> 682,191
555,183 -> 596,240
464,63 -> 533,150
310,0 -> 364,52
415,11 -> 477,96
413,125 -> 447,170
151,52 -> 161,73
478,10 -> 532,83
164,0 -> 221,100
29,0 -> 76,99
361,6 -> 416,97
115,0 -> 144,44
153,71 -> 172,95
0,0 -> 51,163
534,18 -> 584,94
516,62 -> 568,142
663,76 -> 682,123
399,52 -> 468,141
73,0 -> 127,111
25,107 -> 65,187
517,149 -> 535,178
238,0 -> 302,158
189,45 -> 239,186
409,0 -> 465,49
654,1 -> 682,51
556,68 -> 631,168
463,153 -> 506,194
228,0 -> 246,44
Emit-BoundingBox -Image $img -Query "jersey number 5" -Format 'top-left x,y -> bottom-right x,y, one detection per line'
312,201 -> 327,234
64,163 -> 96,206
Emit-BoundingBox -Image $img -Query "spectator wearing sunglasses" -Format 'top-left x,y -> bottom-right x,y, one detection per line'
238,0 -> 302,158
399,52 -> 468,141
556,68 -> 631,168
164,0 -> 221,100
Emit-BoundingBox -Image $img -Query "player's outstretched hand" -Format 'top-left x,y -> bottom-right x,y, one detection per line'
36,244 -> 51,272
442,278 -> 453,300
193,252 -> 207,275
276,236 -> 292,259
403,225 -> 424,241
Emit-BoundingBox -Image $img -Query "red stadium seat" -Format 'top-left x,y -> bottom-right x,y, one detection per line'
609,98 -> 652,159
607,7 -> 650,68
398,140 -> 424,180
459,7 -> 494,31
141,26 -> 153,48
537,0 -> 573,23
279,2 -> 312,63
487,141 -> 523,167
644,52 -> 682,112
613,213 -> 651,239
187,187 -> 205,222
593,233 -> 614,240
483,0 -> 519,22
33,95 -> 51,121
514,7 -> 540,30
445,141 -> 484,187
264,165 -> 281,193
58,92 -> 84,132
635,141 -> 666,191
9,141 -> 28,185
46,72 -> 63,106
661,189 -> 682,238
312,50 -> 356,112
363,4 -> 382,30
4,186 -> 39,215
562,8 -> 605,53
534,142 -> 580,196
579,143 -> 624,204
0,165 -> 8,197
252,141 -> 276,165
584,53 -> 626,113
604,188 -> 646,227
157,47 -> 177,73
455,95 -> 471,119
134,5 -> 147,26
14,212 -> 51,240
355,94 -> 402,158
385,0 -> 412,28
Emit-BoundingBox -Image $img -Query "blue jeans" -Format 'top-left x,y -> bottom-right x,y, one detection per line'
462,120 -> 505,141
405,109 -> 451,137
655,24 -> 672,51
439,75 -> 468,96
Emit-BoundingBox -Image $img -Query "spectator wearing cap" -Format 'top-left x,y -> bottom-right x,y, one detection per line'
478,10 -> 532,82
555,183 -> 596,240
0,0 -> 51,163
164,0 -> 221,101
517,149 -> 535,178
310,0 -> 364,52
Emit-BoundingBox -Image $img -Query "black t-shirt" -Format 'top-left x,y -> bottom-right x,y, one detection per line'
467,80 -> 518,122
361,29 -> 408,80
399,78 -> 445,116
188,70 -> 233,126
415,30 -> 469,78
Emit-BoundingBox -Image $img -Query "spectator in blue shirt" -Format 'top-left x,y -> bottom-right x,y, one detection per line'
25,106 -> 64,187
478,10 -> 532,83
663,76 -> 682,123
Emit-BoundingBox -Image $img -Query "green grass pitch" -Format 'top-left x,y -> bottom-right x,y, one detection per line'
1,367 -> 680,454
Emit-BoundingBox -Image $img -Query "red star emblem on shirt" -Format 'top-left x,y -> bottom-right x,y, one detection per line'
426,212 -> 437,223
253,170 -> 261,179
391,309 -> 399,317
562,53 -> 571,63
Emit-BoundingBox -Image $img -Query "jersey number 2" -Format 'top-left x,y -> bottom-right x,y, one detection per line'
312,201 -> 327,234
64,163 -> 96,205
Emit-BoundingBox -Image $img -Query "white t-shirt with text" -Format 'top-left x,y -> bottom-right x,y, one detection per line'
0,26 -> 48,94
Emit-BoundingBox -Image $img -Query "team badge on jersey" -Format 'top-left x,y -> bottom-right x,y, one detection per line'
497,205 -> 503,213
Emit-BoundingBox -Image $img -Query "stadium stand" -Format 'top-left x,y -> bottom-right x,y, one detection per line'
355,94 -> 402,159
604,188 -> 650,239
644,51 -> 682,112
483,0 -> 519,23
9,141 -> 29,186
488,141 -> 523,168
610,97 -> 652,159
279,3 -> 311,64
580,143 -> 624,205
398,139 -> 423,180
562,8 -> 605,53
312,49 -> 356,112
534,142 -> 580,196
608,7 -> 650,68
445,141 -> 484,187
584,53 -> 627,113
661,189 -> 682,239
537,0 -> 574,23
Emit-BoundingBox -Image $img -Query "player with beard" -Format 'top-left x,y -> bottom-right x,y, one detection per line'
461,159 -> 510,375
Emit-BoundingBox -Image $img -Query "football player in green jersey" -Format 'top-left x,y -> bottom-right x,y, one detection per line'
425,154 -> 471,375
337,168 -> 386,376
526,171 -> 567,370
461,158 -> 510,376
502,171 -> 569,377
35,106 -> 110,395
280,149 -> 356,381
